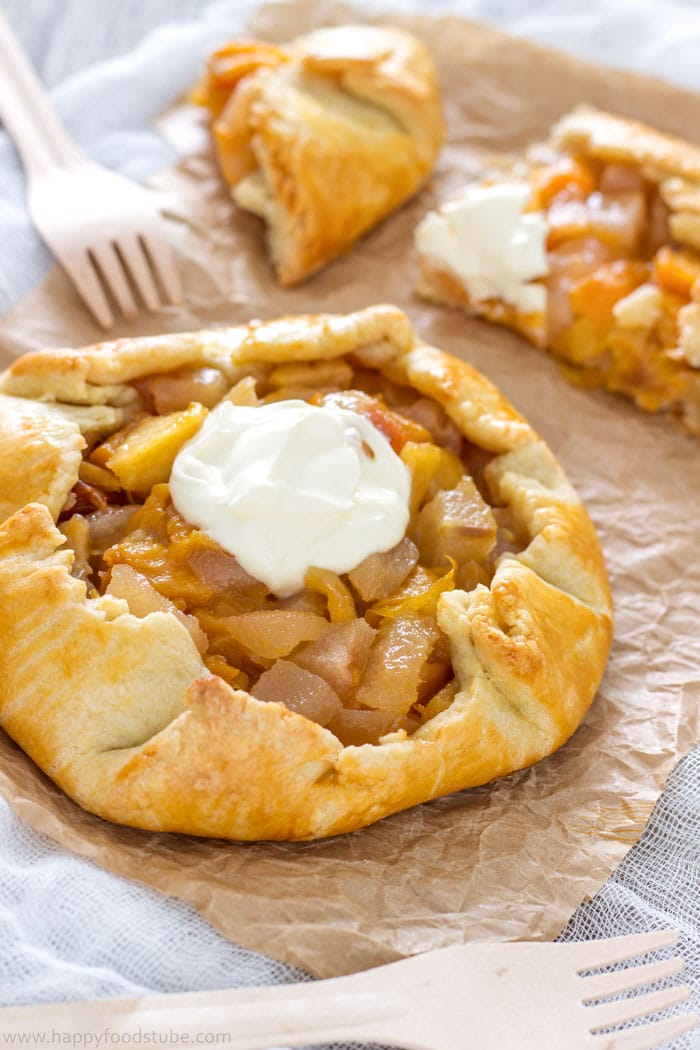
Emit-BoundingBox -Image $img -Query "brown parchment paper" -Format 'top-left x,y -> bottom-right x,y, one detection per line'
0,1 -> 699,980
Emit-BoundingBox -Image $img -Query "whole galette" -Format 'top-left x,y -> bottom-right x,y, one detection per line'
0,306 -> 612,840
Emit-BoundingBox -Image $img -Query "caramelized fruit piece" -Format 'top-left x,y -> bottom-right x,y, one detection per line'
355,614 -> 440,716
188,548 -> 263,595
348,537 -> 419,602
415,476 -> 497,566
653,246 -> 700,299
78,461 -> 122,491
534,155 -> 597,207
106,564 -> 207,653
267,359 -> 354,390
399,397 -> 464,454
137,367 -> 229,414
292,618 -> 376,701
416,679 -> 459,724
212,610 -> 328,660
86,506 -> 139,558
325,708 -> 398,746
253,660 -> 343,726
100,403 -> 208,495
316,390 -> 430,453
547,191 -> 646,254
400,441 -> 463,515
568,259 -> 650,338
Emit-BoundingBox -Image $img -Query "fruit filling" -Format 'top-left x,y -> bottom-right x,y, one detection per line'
530,150 -> 700,411
58,360 -> 524,746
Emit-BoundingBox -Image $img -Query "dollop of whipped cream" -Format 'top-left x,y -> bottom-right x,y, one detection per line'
415,182 -> 549,314
170,398 -> 411,596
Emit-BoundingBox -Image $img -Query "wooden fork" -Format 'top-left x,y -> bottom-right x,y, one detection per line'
0,929 -> 695,1049
0,10 -> 182,329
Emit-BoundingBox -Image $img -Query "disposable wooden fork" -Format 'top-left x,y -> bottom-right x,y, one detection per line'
0,10 -> 182,329
0,929 -> 695,1049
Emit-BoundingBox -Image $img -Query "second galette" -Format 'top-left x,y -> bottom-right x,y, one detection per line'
194,25 -> 444,285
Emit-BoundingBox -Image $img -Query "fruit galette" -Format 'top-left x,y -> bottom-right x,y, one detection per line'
0,306 -> 612,840
415,105 -> 700,436
194,25 -> 443,285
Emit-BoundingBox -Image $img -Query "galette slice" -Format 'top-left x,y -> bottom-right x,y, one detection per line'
415,105 -> 700,436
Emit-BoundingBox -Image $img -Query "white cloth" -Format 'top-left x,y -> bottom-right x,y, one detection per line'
0,2 -> 698,1046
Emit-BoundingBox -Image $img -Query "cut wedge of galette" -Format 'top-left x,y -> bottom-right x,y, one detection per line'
415,105 -> 700,436
194,25 -> 444,285
0,306 -> 612,840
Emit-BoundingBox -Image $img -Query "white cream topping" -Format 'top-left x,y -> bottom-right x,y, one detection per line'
170,399 -> 411,597
415,182 -> 550,315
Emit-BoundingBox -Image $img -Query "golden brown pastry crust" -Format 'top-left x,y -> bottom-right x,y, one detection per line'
0,306 -> 612,840
200,26 -> 443,286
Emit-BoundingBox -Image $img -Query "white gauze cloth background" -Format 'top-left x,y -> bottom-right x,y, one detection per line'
0,1 -> 698,1047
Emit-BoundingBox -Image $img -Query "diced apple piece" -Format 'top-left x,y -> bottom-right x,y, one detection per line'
252,660 -> 342,727
277,589 -> 328,615
355,614 -> 440,716
86,506 -> 138,557
215,610 -> 328,660
569,260 -> 650,338
78,460 -> 122,491
547,191 -> 646,254
534,156 -> 597,207
400,440 -> 465,515
137,367 -> 228,414
106,563 -> 207,652
292,618 -> 376,701
105,403 -> 208,495
348,537 -> 419,601
326,708 -> 398,746
415,476 -> 496,567
188,548 -> 264,595
653,245 -> 700,299
417,660 -> 452,704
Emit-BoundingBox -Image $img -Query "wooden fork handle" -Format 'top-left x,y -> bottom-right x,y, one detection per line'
0,9 -> 84,178
0,973 -> 412,1050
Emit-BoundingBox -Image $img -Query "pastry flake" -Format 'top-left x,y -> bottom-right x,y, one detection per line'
0,306 -> 612,840
415,105 -> 700,437
194,25 -> 444,286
